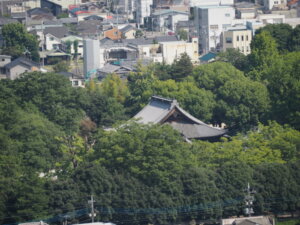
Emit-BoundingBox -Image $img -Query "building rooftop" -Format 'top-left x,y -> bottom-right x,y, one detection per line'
44,26 -> 69,39
134,96 -> 227,140
5,57 -> 40,70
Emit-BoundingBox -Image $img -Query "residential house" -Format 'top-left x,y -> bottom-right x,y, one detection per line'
120,25 -> 136,39
199,52 -> 217,64
133,96 -> 227,141
5,57 -> 41,80
76,20 -> 102,38
27,7 -> 54,19
104,27 -> 122,40
61,35 -> 84,57
0,55 -> 11,78
84,15 -> 105,21
222,26 -> 252,55
97,63 -> 135,79
0,18 -> 18,29
59,72 -> 85,87
44,26 -> 69,50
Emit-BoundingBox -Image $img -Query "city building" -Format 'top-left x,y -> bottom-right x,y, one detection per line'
194,5 -> 235,53
136,0 -> 153,25
263,0 -> 287,10
222,26 -> 252,55
189,0 -> 233,7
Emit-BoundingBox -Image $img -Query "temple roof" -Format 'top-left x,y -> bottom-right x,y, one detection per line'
134,96 -> 227,140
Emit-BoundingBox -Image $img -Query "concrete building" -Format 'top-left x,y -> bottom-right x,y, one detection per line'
263,0 -> 287,10
222,26 -> 252,55
151,9 -> 189,32
160,37 -> 199,64
44,0 -> 82,9
194,5 -> 235,53
84,39 -> 101,78
136,0 -> 153,25
189,0 -> 233,7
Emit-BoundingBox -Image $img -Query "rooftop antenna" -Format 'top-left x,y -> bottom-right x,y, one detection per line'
244,183 -> 256,217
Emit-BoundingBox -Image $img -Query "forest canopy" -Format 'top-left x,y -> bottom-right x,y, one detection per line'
0,24 -> 300,225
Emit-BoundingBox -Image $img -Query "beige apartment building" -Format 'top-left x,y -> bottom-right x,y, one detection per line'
222,27 -> 252,55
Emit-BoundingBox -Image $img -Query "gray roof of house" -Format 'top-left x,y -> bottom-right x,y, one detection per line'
58,17 -> 78,24
11,12 -> 26,19
120,25 -> 135,33
27,8 -> 52,16
43,20 -> 63,26
84,15 -> 104,21
134,96 -> 227,139
0,18 -> 18,26
76,20 -> 102,34
5,57 -> 40,70
44,26 -> 69,38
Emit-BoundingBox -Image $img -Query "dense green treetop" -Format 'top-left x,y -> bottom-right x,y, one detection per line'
2,23 -> 40,62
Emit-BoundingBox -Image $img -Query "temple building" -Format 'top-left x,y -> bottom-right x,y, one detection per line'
134,96 -> 227,141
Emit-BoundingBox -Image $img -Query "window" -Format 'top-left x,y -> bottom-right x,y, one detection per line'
210,24 -> 218,30
246,35 -> 249,41
73,80 -> 79,86
241,46 -> 244,52
225,13 -> 230,17
246,46 -> 250,52
226,37 -> 232,43
241,35 -> 244,41
1,59 -> 5,62
237,35 -> 239,41
50,37 -> 54,41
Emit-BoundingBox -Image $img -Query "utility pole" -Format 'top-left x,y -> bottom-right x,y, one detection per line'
88,195 -> 96,223
244,183 -> 256,217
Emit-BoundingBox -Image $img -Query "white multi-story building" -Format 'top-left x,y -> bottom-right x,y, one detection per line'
194,5 -> 235,53
136,0 -> 153,25
222,26 -> 252,55
189,0 -> 233,7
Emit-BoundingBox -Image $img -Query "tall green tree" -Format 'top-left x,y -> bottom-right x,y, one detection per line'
256,24 -> 293,52
171,53 -> 193,81
2,23 -> 40,62
247,31 -> 280,80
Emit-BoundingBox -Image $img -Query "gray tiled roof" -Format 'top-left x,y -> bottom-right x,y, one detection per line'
44,26 -> 69,38
0,18 -> 18,26
134,96 -> 227,139
5,57 -> 40,70
120,25 -> 135,33
58,17 -> 78,24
